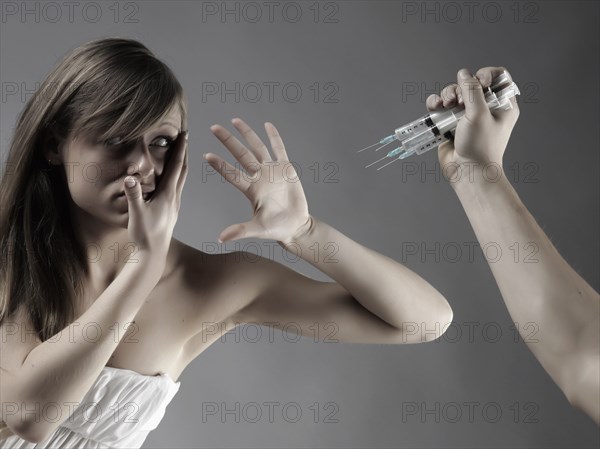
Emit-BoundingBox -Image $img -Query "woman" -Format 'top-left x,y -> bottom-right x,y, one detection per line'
0,37 -> 453,446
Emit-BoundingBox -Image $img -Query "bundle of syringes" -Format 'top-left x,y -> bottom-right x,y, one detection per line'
358,70 -> 520,170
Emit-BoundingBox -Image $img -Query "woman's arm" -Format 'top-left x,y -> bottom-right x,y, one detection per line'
205,119 -> 453,344
432,66 -> 599,424
277,215 -> 453,336
1,253 -> 165,443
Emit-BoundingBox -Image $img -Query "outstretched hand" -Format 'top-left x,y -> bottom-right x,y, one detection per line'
205,118 -> 312,245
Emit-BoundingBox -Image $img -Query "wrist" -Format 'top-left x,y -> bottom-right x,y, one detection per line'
278,215 -> 315,249
444,158 -> 506,191
123,249 -> 167,278
450,167 -> 514,206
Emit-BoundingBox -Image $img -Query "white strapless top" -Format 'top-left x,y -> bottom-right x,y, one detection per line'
1,366 -> 181,448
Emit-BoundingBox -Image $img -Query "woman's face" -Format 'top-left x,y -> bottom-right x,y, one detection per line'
51,106 -> 182,228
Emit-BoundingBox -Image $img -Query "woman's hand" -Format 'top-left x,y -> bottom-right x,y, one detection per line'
123,130 -> 188,259
205,118 -> 311,245
426,66 -> 520,181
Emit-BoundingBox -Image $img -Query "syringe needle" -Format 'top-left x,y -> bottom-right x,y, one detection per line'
376,157 -> 402,170
365,154 -> 391,168
373,141 -> 394,152
357,135 -> 395,153
356,141 -> 381,153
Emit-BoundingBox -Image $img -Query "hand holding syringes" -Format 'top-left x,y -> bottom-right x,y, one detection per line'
357,70 -> 520,170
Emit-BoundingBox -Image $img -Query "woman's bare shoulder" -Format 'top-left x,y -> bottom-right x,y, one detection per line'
169,238 -> 220,280
168,239 -> 260,314
170,238 -> 255,280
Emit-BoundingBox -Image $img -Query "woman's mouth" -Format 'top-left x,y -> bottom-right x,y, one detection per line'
116,191 -> 154,201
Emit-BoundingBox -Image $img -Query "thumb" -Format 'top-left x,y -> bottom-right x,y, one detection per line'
437,138 -> 455,164
218,221 -> 260,243
457,68 -> 489,121
124,176 -> 142,208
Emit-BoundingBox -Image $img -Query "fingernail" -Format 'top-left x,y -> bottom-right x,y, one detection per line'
125,176 -> 136,188
459,68 -> 472,79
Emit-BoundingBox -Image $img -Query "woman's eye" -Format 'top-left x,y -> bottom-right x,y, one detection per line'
102,135 -> 174,150
151,136 -> 175,149
104,136 -> 124,146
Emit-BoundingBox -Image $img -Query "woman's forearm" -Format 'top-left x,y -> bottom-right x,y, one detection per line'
452,167 -> 599,419
8,252 -> 165,443
278,216 -> 453,331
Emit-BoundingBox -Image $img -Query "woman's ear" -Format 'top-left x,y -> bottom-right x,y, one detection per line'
42,128 -> 63,164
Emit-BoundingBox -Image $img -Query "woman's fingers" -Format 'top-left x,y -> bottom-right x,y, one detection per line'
264,122 -> 289,162
160,130 -> 188,197
204,153 -> 252,195
124,175 -> 143,213
230,118 -> 271,163
175,132 -> 189,204
210,124 -> 260,173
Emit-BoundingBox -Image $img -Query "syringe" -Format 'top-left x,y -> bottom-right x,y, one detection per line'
358,70 -> 520,170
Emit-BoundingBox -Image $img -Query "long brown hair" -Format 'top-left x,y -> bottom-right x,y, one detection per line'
0,37 -> 188,343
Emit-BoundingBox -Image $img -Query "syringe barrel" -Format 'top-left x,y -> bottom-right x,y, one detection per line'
401,128 -> 439,155
393,127 -> 445,156
393,116 -> 430,142
430,110 -> 460,136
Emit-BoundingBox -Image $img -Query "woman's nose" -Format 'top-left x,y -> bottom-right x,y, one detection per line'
126,141 -> 156,177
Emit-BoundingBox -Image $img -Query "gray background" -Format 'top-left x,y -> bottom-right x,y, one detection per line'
1,1 -> 598,448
